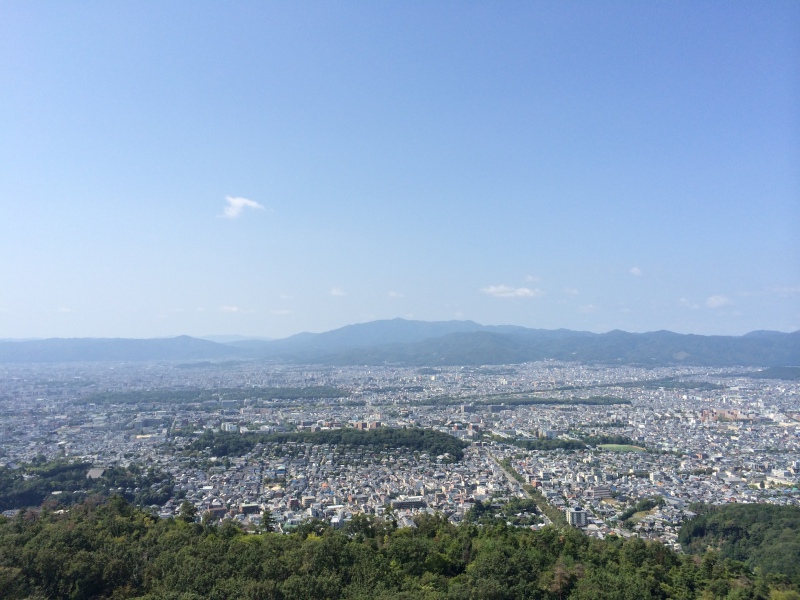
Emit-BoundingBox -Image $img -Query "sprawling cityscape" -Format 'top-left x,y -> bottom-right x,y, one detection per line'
3,1 -> 797,596
3,358 -> 798,554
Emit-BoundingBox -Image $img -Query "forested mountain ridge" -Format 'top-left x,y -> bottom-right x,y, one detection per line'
1,319 -> 797,366
0,497 -> 793,600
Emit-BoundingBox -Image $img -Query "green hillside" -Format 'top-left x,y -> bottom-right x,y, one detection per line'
679,504 -> 800,587
0,497 -> 789,600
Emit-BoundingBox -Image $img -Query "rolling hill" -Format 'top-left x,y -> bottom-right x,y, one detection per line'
0,319 -> 797,367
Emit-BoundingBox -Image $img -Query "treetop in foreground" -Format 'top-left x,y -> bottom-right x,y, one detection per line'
1,497 -> 793,600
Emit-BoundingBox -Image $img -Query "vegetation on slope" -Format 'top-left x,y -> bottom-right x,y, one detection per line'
0,459 -> 173,511
679,504 -> 800,587
0,496 -> 789,600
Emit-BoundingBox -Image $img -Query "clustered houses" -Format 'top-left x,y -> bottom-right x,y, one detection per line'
495,441 -> 800,551
167,442 -> 523,530
1,360 -> 798,546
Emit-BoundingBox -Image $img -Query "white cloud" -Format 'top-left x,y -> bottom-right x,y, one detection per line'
706,295 -> 733,309
525,274 -> 541,283
388,290 -> 403,298
221,196 -> 264,218
679,297 -> 700,309
480,285 -> 544,298
330,287 -> 347,297
629,267 -> 642,277
563,287 -> 579,296
219,305 -> 242,313
578,304 -> 598,313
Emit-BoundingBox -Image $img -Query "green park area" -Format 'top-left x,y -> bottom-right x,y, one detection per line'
598,443 -> 647,452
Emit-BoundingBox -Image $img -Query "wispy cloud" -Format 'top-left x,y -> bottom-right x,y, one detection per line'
772,285 -> 800,296
219,305 -> 242,313
388,290 -> 403,298
579,304 -> 598,313
221,196 -> 264,218
480,285 -> 544,298
629,266 -> 642,276
679,297 -> 700,309
271,309 -> 292,315
706,295 -> 733,309
330,287 -> 347,297
525,274 -> 541,283
563,287 -> 579,296
57,307 -> 72,314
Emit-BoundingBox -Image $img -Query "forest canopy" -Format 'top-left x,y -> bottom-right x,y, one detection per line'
189,427 -> 470,461
679,503 -> 800,587
0,497 -> 793,600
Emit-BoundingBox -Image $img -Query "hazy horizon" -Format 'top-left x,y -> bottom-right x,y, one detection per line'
2,3 -> 798,339
1,316 -> 798,343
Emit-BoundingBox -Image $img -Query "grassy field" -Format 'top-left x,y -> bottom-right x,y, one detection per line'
598,444 -> 646,452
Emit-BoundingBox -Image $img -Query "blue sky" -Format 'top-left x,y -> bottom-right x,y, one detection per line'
1,1 -> 798,339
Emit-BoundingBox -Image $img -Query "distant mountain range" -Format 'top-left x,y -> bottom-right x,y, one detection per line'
1,319 -> 798,367
199,334 -> 273,344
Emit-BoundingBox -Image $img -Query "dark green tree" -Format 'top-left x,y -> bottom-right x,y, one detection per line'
261,507 -> 275,532
178,500 -> 197,523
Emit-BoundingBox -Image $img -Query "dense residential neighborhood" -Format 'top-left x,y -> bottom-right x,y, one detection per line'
1,359 -> 798,548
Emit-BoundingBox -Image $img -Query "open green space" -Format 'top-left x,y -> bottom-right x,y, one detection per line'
598,444 -> 647,452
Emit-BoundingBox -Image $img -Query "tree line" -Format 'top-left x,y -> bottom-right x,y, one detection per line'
489,433 -> 640,452
189,427 -> 470,461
